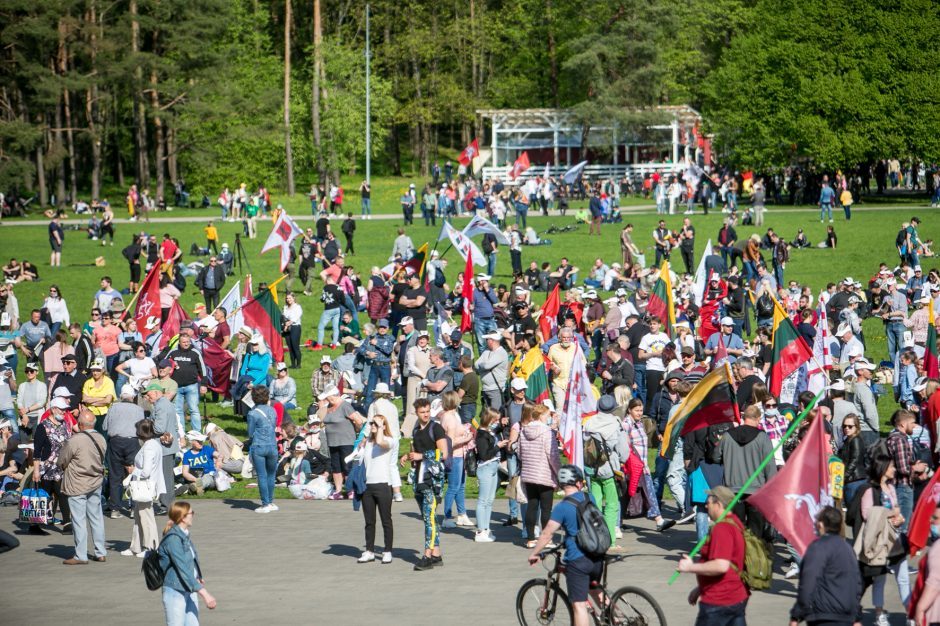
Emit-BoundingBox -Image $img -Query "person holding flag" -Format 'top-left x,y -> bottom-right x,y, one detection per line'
261,210 -> 303,273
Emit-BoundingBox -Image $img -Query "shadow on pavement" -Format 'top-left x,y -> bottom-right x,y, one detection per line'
223,498 -> 259,511
322,543 -> 420,564
36,543 -> 74,559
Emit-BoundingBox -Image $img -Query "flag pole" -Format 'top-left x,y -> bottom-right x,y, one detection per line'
120,263 -> 160,321
667,388 -> 825,585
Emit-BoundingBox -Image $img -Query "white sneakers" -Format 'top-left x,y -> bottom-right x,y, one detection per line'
784,563 -> 800,579
393,492 -> 403,503
255,504 -> 275,514
474,530 -> 495,543
456,514 -> 474,527
381,551 -> 392,564
615,527 -> 623,539
268,504 -> 279,512
358,551 -> 375,563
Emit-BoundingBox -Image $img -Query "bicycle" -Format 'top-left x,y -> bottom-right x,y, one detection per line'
516,545 -> 667,626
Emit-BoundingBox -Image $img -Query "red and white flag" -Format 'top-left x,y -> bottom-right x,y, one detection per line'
441,220 -> 486,266
560,344 -> 596,469
261,211 -> 303,272
134,264 -> 162,340
807,298 -> 833,395
159,301 -> 190,350
508,151 -> 531,180
748,407 -> 833,556
458,138 -> 479,167
459,251 -> 474,333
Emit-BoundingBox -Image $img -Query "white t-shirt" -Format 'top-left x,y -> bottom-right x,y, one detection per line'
638,332 -> 671,372
124,356 -> 157,382
363,439 -> 396,484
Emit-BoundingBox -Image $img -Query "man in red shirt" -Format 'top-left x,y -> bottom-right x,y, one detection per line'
678,485 -> 748,625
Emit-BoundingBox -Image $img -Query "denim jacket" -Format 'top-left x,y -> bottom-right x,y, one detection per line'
247,404 -> 278,449
159,525 -> 203,593
358,333 -> 394,364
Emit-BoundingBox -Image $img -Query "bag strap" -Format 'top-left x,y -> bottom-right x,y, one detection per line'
80,431 -> 106,464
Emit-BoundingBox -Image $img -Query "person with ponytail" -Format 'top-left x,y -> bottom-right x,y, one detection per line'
158,502 -> 217,625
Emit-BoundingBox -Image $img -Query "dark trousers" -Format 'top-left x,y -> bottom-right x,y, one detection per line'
362,483 -> 393,552
107,436 -> 141,510
203,289 -> 220,311
524,483 -> 555,539
41,479 -> 70,524
285,325 -> 302,368
732,496 -> 772,543
207,240 -> 218,254
646,369 -> 664,408
681,246 -> 694,275
510,249 -> 522,276
160,455 -> 176,509
344,235 -> 354,254
695,600 -> 747,626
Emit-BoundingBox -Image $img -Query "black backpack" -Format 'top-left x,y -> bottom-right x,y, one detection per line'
705,422 -> 734,465
142,534 -> 181,591
755,294 -> 773,318
564,494 -> 612,558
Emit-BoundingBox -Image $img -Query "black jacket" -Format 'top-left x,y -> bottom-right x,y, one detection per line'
476,428 -> 500,463
602,357 -> 634,394
839,436 -> 868,483
195,264 -> 226,292
790,534 -> 862,623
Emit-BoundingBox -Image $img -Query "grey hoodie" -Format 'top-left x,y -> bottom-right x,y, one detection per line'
583,412 -> 629,480
718,424 -> 776,494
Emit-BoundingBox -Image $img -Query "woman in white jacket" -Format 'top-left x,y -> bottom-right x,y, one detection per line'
42,284 -> 69,336
122,419 -> 166,557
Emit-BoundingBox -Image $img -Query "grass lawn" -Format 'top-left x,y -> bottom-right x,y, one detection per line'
0,199 -> 929,499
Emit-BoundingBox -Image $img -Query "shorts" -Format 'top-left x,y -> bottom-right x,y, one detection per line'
565,556 -> 604,603
50,239 -> 62,252
130,264 -> 141,283
329,445 -> 354,475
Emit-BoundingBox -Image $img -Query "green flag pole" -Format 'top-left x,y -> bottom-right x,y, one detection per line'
667,388 -> 825,585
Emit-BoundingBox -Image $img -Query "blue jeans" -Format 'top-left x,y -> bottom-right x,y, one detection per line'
361,198 -> 371,216
163,586 -> 200,626
515,206 -> 527,229
251,445 -> 278,506
633,362 -> 647,407
486,253 -> 497,278
887,321 -> 906,361
695,600 -> 747,626
773,263 -> 785,288
364,363 -> 390,410
695,509 -> 710,542
507,454 -> 521,521
897,483 -> 914,533
317,307 -> 342,346
68,487 -> 106,561
174,383 -> 202,432
444,456 -> 466,518
819,202 -> 832,221
473,317 -> 497,353
476,461 -> 499,531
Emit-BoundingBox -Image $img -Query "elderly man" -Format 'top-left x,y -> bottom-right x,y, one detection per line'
835,322 -> 865,370
547,327 -> 577,412
422,348 -> 454,404
881,277 -> 908,361
471,273 -> 499,351
310,354 -> 341,399
50,353 -> 86,412
102,384 -> 145,517
57,410 -> 107,565
475,332 -> 509,411
144,381 -> 179,512
704,316 -> 745,365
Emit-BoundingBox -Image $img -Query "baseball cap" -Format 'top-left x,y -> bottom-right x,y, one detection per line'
681,347 -> 695,357
120,384 -> 137,400
475,273 -> 492,282
317,386 -> 340,400
50,397 -> 70,410
158,358 -> 175,370
378,319 -> 390,328
597,395 -> 616,412
854,359 -> 876,371
482,332 -> 502,341
276,362 -> 288,371
706,486 -> 735,508
510,378 -> 527,391
89,358 -> 104,371
185,430 -> 207,442
52,387 -> 73,398
144,381 -> 165,393
193,303 -> 207,314
24,361 -> 39,371
0,419 -> 12,430
720,316 -> 733,326
449,329 -> 463,341
615,288 -> 627,297
61,354 -> 77,363
294,441 -> 308,452
399,316 -> 414,327
417,330 -> 430,338
828,379 -> 846,392
204,423 -> 219,435
836,323 -> 853,336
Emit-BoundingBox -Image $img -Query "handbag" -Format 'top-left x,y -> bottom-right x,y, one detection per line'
127,477 -> 157,503
464,449 -> 478,477
19,487 -> 52,524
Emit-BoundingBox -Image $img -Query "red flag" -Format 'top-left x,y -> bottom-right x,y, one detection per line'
713,332 -> 729,369
459,251 -> 474,333
458,139 -> 479,167
539,284 -> 560,340
908,467 -> 940,555
159,301 -> 190,350
748,409 -> 833,556
509,151 -> 531,180
195,335 -> 233,396
134,264 -> 162,341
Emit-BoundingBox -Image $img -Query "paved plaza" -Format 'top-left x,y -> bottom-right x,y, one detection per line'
0,498 -> 905,625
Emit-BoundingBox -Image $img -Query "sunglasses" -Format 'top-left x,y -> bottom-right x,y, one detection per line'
842,424 -> 856,430
764,403 -> 777,408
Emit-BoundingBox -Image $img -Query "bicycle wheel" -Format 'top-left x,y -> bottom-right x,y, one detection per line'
607,586 -> 667,626
516,579 -> 573,626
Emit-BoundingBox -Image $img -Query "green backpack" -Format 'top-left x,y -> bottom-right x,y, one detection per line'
719,518 -> 773,591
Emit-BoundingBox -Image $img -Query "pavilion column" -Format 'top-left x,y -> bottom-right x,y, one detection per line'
671,119 -> 679,164
492,122 -> 499,168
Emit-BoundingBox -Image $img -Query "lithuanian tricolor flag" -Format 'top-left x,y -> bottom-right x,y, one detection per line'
926,299 -> 939,379
647,260 -> 676,336
769,295 -> 812,396
510,345 -> 550,403
660,362 -> 739,458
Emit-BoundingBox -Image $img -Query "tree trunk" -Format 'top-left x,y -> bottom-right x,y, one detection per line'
130,0 -> 149,189
53,93 -> 66,206
546,0 -> 559,108
389,125 -> 401,176
311,0 -> 324,186
58,18 -> 78,204
283,0 -> 295,195
85,0 -> 102,200
167,127 -> 178,185
150,68 -> 165,203
36,121 -> 48,207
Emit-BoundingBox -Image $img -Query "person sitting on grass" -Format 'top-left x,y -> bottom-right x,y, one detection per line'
177,430 -> 217,496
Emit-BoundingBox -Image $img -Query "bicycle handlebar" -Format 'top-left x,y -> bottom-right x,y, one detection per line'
538,545 -> 564,559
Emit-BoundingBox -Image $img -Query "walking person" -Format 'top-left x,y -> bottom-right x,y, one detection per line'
474,408 -> 507,542
440,391 -> 474,529
248,386 -> 279,513
123,419 -> 165,557
357,413 -> 396,564
158,502 -> 218,625
518,403 -> 560,549
342,212 -> 356,255
402,398 -> 448,571
57,411 -> 108,565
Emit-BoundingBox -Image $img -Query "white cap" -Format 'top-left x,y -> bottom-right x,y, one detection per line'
50,396 -> 70,409
828,379 -> 846,391
417,330 -> 430,338
615,288 -> 627,297
914,377 -> 928,393
320,355 -> 332,364
249,333 -> 264,345
204,423 -> 219,435
720,316 -> 733,326
430,398 -> 444,418
510,378 -> 527,391
294,441 -> 308,452
918,296 -> 932,304
584,290 -> 598,300
372,382 -> 391,395
476,273 -> 492,282
542,399 -> 556,413
317,385 -> 340,400
674,320 -> 690,330
52,387 -> 73,398
0,419 -> 12,430
842,277 -> 854,286
186,430 -> 207,442
482,332 -> 502,341
854,359 -> 876,371
399,316 -> 414,326
836,323 -> 853,336
120,384 -> 137,400
89,358 -> 105,370
276,362 -> 288,371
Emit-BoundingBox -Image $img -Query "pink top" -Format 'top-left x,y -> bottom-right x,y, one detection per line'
42,342 -> 75,374
93,324 -> 122,357
159,284 -> 180,308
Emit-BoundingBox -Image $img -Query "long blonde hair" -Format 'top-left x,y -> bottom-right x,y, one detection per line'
163,501 -> 191,535
369,414 -> 393,440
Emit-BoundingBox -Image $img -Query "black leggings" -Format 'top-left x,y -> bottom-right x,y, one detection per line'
362,483 -> 393,552
285,325 -> 302,367
524,483 -> 555,540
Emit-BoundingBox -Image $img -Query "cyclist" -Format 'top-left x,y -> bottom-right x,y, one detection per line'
527,465 -> 605,626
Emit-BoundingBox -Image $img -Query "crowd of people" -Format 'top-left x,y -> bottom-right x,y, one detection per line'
6,170 -> 940,626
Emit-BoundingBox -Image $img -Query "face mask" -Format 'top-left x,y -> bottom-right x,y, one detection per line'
764,408 -> 779,417
309,426 -> 321,434
931,524 -> 940,541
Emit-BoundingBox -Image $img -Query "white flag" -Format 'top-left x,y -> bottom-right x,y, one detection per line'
442,221 -> 486,266
218,281 -> 244,338
807,300 -> 833,395
544,162 -> 550,179
462,214 -> 510,245
692,238 -> 713,306
563,160 -> 588,185
261,211 -> 303,271
560,344 -> 596,469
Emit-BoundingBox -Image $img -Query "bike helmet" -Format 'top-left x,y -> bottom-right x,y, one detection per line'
557,464 -> 584,487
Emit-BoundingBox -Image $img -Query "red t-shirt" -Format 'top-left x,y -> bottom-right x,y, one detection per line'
698,513 -> 748,606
